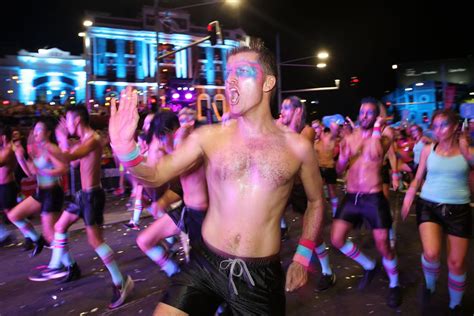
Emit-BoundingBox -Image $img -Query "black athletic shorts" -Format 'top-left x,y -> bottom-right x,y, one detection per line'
66,187 -> 105,226
320,167 -> 337,184
169,178 -> 184,199
0,182 -> 18,210
32,185 -> 64,214
287,182 -> 307,214
381,162 -> 390,185
162,239 -> 285,316
416,198 -> 472,238
335,192 -> 392,229
167,205 -> 206,242
144,186 -> 167,202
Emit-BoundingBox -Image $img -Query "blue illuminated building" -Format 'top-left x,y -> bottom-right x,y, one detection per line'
383,57 -> 474,128
82,7 -> 245,119
0,48 -> 85,105
0,6 -> 245,122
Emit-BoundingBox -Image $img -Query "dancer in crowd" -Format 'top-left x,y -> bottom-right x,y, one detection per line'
9,118 -> 67,256
29,105 -> 133,309
109,40 -> 325,315
0,124 -> 18,246
332,97 -> 402,308
279,98 -> 335,291
135,108 -> 207,277
402,110 -> 472,315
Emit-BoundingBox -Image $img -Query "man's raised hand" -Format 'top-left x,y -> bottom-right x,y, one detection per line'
109,86 -> 139,151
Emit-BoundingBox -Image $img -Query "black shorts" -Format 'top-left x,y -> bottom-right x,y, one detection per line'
66,187 -> 105,226
167,205 -> 206,242
32,185 -> 64,214
416,198 -> 472,238
381,162 -> 390,185
169,178 -> 184,199
162,239 -> 285,316
144,186 -> 167,202
287,182 -> 307,214
335,192 -> 392,229
320,167 -> 337,184
0,182 -> 18,210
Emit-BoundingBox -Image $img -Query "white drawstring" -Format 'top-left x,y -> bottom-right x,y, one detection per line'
355,192 -> 361,205
219,258 -> 256,295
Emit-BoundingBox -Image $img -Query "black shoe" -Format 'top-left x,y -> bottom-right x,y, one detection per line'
0,235 -> 14,247
23,237 -> 34,251
358,263 -> 379,290
57,262 -> 81,284
387,286 -> 402,308
281,227 -> 289,241
30,236 -> 46,258
317,273 -> 336,291
421,286 -> 433,307
123,221 -> 140,231
449,305 -> 463,316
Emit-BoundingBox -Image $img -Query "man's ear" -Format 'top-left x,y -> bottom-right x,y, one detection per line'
263,75 -> 276,93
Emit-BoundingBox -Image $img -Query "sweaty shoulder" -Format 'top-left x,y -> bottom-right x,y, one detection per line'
285,129 -> 314,160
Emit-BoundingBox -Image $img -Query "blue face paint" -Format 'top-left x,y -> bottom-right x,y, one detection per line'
432,121 -> 450,130
225,61 -> 262,81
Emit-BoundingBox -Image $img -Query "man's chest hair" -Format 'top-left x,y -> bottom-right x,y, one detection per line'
210,139 -> 296,188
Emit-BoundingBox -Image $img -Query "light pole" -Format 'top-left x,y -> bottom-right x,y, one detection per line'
80,20 -> 93,110
276,38 -> 337,106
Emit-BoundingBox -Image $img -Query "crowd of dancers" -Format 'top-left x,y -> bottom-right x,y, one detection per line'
0,40 -> 472,315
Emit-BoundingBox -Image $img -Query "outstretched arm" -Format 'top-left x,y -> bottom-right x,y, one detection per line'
109,86 -> 204,187
286,138 -> 325,292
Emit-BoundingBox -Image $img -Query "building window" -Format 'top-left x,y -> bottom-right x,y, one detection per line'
106,40 -> 116,53
127,41 -> 135,55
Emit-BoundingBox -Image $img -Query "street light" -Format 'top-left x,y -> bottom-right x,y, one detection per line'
80,20 -> 93,109
276,37 -> 336,106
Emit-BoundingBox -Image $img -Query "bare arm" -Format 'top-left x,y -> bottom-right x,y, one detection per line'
0,147 -> 13,167
286,137 -> 325,292
12,144 -> 35,177
36,150 -> 68,177
125,130 -> 205,187
401,144 -> 431,219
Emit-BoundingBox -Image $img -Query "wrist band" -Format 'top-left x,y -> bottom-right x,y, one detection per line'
372,126 -> 381,138
293,238 -> 316,269
391,171 -> 401,179
116,144 -> 144,168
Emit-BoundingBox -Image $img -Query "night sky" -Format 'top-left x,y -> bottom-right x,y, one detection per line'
1,0 -> 472,118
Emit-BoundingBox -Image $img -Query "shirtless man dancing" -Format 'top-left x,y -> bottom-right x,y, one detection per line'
332,97 -> 402,308
30,105 -> 134,309
279,96 -> 336,291
110,41 -> 325,315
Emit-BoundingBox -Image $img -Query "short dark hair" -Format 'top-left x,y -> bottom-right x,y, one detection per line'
227,38 -> 278,83
360,97 -> 380,117
0,123 -> 12,141
66,105 -> 90,125
147,111 -> 180,144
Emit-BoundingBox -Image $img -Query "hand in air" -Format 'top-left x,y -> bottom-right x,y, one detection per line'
109,86 -> 139,148
285,261 -> 308,292
55,118 -> 69,145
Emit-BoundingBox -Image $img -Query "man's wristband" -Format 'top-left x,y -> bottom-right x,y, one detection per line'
372,126 -> 382,138
115,144 -> 144,168
391,171 -> 401,179
293,238 -> 316,269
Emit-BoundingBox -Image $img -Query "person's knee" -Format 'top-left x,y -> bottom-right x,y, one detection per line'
447,257 -> 466,273
54,221 -> 67,233
136,233 -> 152,252
331,232 -> 345,249
423,250 -> 440,263
7,210 -> 19,222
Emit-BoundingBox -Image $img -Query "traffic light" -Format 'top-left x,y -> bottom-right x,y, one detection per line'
207,21 -> 222,46
350,76 -> 360,87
